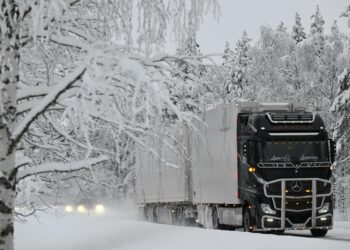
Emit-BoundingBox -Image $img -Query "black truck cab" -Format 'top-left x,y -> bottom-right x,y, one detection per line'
237,110 -> 335,235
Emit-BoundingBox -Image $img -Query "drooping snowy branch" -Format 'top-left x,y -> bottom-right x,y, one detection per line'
16,155 -> 108,182
11,65 -> 87,153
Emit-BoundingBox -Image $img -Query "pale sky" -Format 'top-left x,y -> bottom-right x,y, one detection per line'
196,0 -> 349,54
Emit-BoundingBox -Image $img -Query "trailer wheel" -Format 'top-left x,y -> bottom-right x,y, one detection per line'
243,209 -> 252,232
151,206 -> 158,223
212,207 -> 221,229
310,229 -> 328,237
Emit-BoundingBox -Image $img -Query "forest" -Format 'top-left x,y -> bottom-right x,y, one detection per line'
1,1 -> 350,249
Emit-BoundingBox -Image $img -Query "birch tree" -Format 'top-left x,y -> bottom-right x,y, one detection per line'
0,0 -> 220,249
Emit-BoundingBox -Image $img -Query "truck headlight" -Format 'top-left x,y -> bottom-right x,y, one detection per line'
261,203 -> 276,215
318,202 -> 330,214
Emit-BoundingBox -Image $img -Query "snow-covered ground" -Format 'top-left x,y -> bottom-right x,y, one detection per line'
15,206 -> 350,250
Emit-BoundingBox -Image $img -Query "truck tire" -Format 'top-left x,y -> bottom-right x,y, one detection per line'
310,229 -> 328,237
243,209 -> 252,232
151,206 -> 158,223
212,207 -> 221,229
176,208 -> 185,226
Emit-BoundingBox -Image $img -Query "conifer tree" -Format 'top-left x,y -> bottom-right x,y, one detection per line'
174,31 -> 203,112
310,5 -> 325,36
292,12 -> 306,44
330,20 -> 343,54
310,5 -> 325,54
222,31 -> 251,99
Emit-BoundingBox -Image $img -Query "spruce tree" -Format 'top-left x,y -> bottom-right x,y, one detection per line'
292,12 -> 306,44
330,20 -> 343,54
310,5 -> 325,36
222,31 -> 251,98
173,32 -> 203,112
222,41 -> 234,66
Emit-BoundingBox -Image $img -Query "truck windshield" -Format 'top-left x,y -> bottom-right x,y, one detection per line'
260,141 -> 329,163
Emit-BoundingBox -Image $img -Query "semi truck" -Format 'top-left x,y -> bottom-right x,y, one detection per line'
136,102 -> 335,236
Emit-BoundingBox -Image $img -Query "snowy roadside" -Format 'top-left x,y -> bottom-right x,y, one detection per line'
14,206 -> 350,250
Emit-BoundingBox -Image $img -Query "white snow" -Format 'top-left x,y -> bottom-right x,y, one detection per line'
15,207 -> 350,250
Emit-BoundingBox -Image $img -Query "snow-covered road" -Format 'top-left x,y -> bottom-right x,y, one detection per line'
15,207 -> 350,250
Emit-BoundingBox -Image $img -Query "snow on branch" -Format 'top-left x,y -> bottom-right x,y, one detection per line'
17,85 -> 52,101
16,152 -> 32,169
16,155 -> 108,183
10,65 -> 87,154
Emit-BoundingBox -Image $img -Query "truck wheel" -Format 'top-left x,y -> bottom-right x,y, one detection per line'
212,207 -> 221,229
310,229 -> 328,237
176,208 -> 183,225
243,209 -> 252,232
152,207 -> 158,223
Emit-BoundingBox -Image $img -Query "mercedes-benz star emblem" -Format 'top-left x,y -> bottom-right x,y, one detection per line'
290,181 -> 303,192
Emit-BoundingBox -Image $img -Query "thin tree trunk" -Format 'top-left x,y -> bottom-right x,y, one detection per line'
0,0 -> 20,249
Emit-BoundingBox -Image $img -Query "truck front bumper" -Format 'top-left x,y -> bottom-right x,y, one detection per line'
259,178 -> 333,231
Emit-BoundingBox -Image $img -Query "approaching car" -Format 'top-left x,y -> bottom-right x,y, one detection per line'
64,200 -> 105,214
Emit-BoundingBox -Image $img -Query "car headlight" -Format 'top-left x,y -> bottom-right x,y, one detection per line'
95,204 -> 105,214
77,205 -> 86,213
64,205 -> 74,213
318,202 -> 330,214
261,203 -> 276,215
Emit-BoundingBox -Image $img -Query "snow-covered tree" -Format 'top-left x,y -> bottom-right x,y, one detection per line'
310,5 -> 325,36
331,68 -> 350,220
222,31 -> 251,100
247,25 -> 295,101
330,20 -> 344,54
221,41 -> 235,96
292,12 -> 306,44
222,41 -> 234,64
0,0 -> 220,249
310,5 -> 325,54
340,4 -> 350,28
276,22 -> 287,34
173,32 -> 204,112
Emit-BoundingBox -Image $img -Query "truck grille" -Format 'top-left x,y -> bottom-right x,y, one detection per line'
265,180 -> 332,197
273,197 -> 324,211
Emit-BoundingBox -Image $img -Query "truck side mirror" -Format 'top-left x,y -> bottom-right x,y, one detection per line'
329,139 -> 336,163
